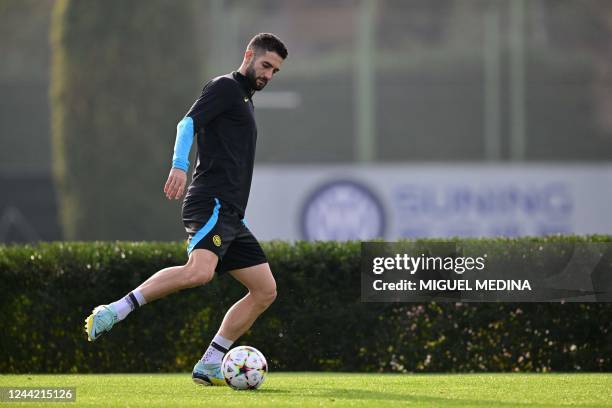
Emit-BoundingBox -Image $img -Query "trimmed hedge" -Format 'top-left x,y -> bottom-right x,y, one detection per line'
1,238 -> 611,373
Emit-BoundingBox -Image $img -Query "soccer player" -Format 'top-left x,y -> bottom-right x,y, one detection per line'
84,33 -> 287,386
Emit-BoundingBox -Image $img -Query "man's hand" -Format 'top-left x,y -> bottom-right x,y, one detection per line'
164,168 -> 187,200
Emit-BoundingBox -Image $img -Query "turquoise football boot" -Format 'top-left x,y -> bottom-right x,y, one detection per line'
192,361 -> 225,386
84,305 -> 118,342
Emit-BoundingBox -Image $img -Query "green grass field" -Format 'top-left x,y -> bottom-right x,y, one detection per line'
1,373 -> 611,407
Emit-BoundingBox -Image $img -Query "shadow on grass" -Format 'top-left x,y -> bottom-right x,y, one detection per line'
246,388 -> 290,395
284,389 -> 569,408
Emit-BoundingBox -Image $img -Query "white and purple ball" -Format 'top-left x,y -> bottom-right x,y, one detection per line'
221,346 -> 268,390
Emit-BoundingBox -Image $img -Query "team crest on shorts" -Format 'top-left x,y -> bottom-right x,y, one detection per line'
212,235 -> 222,247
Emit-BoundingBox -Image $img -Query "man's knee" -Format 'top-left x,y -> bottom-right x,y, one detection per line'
252,284 -> 277,307
182,263 -> 215,287
183,249 -> 217,286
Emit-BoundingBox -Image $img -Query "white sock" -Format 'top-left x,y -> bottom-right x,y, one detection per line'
109,289 -> 147,321
201,334 -> 233,364
133,289 -> 147,306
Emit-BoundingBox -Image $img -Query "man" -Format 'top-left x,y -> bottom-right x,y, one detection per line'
85,33 -> 287,386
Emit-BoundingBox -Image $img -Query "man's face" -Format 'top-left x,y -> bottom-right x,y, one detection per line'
245,50 -> 284,91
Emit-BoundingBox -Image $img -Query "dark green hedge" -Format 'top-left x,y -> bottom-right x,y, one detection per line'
1,238 -> 611,373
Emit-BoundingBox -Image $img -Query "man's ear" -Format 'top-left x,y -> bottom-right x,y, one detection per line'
244,49 -> 254,65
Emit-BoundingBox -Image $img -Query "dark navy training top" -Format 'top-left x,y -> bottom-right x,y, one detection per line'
184,71 -> 257,217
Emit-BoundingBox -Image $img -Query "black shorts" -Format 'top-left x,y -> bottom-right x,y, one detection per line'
182,196 -> 267,274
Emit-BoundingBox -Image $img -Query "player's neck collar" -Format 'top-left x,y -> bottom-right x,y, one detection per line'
233,71 -> 255,98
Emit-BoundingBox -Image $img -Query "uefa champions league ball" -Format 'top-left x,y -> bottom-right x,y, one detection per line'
222,346 -> 268,390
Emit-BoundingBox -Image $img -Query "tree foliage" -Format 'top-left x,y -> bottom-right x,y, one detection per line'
50,0 -> 200,240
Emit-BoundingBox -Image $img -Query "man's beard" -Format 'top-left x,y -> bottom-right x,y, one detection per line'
245,62 -> 268,91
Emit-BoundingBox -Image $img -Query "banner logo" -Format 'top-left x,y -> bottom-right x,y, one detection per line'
301,180 -> 385,240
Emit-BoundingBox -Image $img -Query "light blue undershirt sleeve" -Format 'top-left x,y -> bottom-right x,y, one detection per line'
171,116 -> 194,172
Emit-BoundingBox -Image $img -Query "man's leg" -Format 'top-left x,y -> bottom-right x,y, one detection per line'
85,249 -> 218,342
192,263 -> 276,386
136,248 -> 218,301
220,263 -> 277,340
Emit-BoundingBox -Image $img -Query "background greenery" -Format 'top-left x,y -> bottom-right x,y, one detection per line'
38,0 -> 612,242
50,0 -> 200,240
1,237 -> 610,373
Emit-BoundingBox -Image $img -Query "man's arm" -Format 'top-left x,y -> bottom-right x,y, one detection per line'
164,117 -> 194,200
163,78 -> 235,200
171,116 -> 194,172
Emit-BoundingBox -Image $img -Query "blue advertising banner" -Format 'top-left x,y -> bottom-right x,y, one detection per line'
247,164 -> 612,241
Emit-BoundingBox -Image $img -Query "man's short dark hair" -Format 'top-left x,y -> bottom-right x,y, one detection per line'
247,33 -> 288,60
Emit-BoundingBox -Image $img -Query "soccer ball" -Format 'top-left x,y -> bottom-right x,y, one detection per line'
221,346 -> 268,390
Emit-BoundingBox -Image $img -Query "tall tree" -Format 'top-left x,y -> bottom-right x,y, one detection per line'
51,0 -> 200,240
